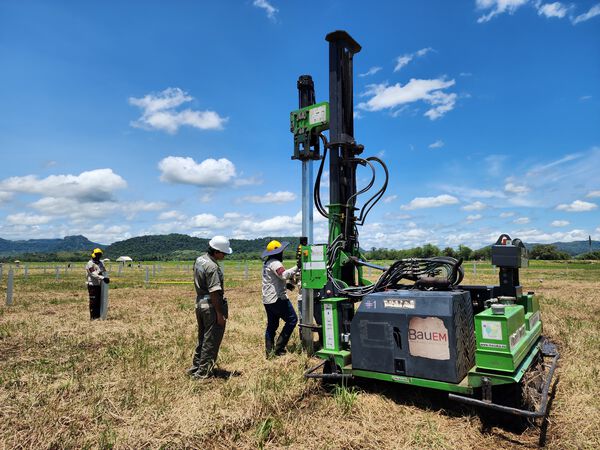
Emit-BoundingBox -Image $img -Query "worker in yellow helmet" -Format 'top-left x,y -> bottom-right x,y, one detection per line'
85,248 -> 109,320
261,240 -> 299,357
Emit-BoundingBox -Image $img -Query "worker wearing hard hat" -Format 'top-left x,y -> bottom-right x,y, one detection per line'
188,235 -> 233,379
261,240 -> 299,357
86,248 -> 109,320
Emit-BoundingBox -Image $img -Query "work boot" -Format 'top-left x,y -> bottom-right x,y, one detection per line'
265,337 -> 275,358
274,333 -> 291,356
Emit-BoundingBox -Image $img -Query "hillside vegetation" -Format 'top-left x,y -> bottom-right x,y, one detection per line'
1,234 -> 598,262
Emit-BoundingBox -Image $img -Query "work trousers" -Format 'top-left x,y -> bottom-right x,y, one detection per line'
88,284 -> 102,320
264,297 -> 298,342
191,300 -> 227,376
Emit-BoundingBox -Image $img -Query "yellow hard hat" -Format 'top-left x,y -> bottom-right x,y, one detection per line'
262,240 -> 290,258
91,248 -> 103,258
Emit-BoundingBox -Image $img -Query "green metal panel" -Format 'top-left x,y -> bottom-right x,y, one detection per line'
317,349 -> 352,372
318,297 -> 346,352
300,244 -> 328,289
351,369 -> 473,394
475,305 -> 542,372
468,337 -> 543,387
290,102 -> 330,136
315,297 -> 353,370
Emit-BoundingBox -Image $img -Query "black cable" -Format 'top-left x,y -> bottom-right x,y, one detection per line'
356,156 -> 388,226
313,135 -> 329,219
328,256 -> 464,298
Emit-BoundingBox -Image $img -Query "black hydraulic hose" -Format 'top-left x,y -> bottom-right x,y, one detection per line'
357,156 -> 389,226
314,134 -> 329,219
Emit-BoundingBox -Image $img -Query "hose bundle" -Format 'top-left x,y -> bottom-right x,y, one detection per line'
330,256 -> 464,298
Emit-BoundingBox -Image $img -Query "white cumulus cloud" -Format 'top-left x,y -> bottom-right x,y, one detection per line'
462,201 -> 487,211
505,181 -> 530,194
240,191 -> 297,203
500,211 -> 515,218
587,190 -> 600,198
466,214 -> 483,223
394,47 -> 433,72
0,191 -> 13,204
476,0 -> 529,23
253,0 -> 278,20
515,228 -> 589,243
358,78 -> 457,120
359,66 -> 383,77
159,210 -> 187,221
572,3 -> 600,24
383,194 -> 398,204
158,156 -> 236,187
551,220 -> 569,227
556,200 -> 598,212
6,213 -> 53,225
401,194 -> 459,210
0,168 -> 127,201
513,217 -> 531,224
429,140 -> 445,149
537,2 -> 569,18
129,87 -> 227,134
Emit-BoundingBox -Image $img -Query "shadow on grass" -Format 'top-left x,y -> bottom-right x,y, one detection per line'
321,375 -> 556,446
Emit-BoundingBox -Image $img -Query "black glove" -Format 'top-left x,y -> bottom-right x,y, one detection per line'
103,277 -> 110,284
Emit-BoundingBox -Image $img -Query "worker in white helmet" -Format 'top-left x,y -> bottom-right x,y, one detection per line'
188,235 -> 232,379
261,240 -> 299,357
85,248 -> 109,320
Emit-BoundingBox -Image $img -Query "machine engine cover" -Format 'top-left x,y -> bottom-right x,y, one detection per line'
351,290 -> 475,384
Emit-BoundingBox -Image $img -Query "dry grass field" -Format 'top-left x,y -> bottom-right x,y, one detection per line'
1,260 -> 599,449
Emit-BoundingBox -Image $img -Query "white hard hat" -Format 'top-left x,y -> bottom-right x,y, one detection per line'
209,235 -> 233,254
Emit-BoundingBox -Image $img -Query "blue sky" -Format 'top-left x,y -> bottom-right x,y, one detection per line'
0,0 -> 598,250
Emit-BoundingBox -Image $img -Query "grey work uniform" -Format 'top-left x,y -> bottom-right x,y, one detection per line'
86,259 -> 107,319
190,253 -> 228,376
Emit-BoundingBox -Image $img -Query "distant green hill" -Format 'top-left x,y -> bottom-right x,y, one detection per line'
1,233 -> 597,261
104,234 -> 300,260
526,240 -> 599,257
0,235 -> 103,257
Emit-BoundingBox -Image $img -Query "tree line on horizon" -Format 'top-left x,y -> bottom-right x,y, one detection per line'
1,233 -> 598,263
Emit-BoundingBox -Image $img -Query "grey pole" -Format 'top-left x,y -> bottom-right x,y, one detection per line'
300,144 -> 316,354
118,264 -> 123,276
298,75 -> 317,356
152,265 -> 156,277
24,265 -> 28,279
473,262 -> 477,275
244,262 -> 249,280
6,269 -> 14,306
0,264 -> 3,280
55,266 -> 60,280
100,281 -> 109,320
145,267 -> 149,284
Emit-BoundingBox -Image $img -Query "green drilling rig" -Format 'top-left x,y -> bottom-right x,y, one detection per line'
290,30 -> 559,424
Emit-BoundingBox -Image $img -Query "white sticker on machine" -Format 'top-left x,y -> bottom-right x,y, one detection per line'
309,104 -> 327,125
311,245 -> 325,261
408,317 -> 450,360
324,304 -> 335,350
481,320 -> 503,341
